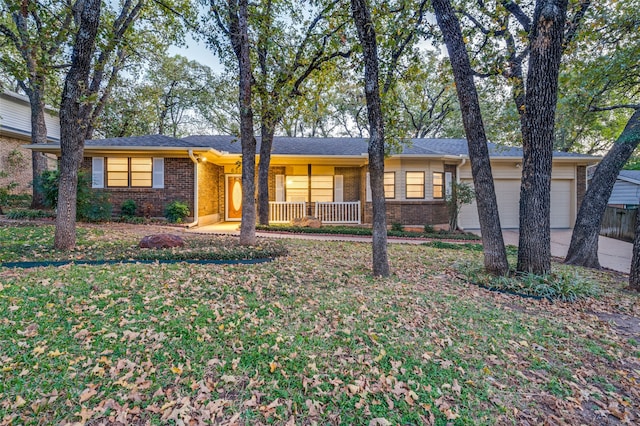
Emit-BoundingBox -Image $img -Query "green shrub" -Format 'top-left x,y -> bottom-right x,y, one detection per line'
423,224 -> 435,233
82,191 -> 112,222
36,169 -> 112,222
423,241 -> 483,251
455,261 -> 600,302
121,199 -> 137,217
391,222 -> 404,232
165,200 -> 190,223
6,209 -> 55,220
6,193 -> 32,208
123,216 -> 145,224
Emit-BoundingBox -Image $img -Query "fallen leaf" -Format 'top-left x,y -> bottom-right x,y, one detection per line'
79,386 -> 98,403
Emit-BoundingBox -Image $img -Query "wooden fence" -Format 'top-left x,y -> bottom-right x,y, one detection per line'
600,207 -> 636,242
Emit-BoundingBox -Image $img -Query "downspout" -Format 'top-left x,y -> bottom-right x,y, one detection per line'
186,150 -> 199,228
456,155 -> 467,183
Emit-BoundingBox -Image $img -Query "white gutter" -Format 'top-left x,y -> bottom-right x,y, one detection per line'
186,150 -> 199,228
456,155 -> 467,184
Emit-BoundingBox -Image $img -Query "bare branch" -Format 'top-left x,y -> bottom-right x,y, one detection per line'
563,0 -> 591,52
502,0 -> 531,32
590,104 -> 640,112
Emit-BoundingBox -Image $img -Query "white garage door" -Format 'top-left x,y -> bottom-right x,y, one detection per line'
458,179 -> 572,229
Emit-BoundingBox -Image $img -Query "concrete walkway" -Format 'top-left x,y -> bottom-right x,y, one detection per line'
474,229 -> 631,274
190,223 -> 632,274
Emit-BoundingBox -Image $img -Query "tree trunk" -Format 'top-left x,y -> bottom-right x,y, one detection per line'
432,0 -> 509,275
20,79 -> 51,209
258,105 -> 276,225
629,208 -> 640,291
28,90 -> 50,209
230,0 -> 257,245
351,0 -> 389,277
566,109 -> 640,268
517,0 -> 568,275
54,0 -> 101,250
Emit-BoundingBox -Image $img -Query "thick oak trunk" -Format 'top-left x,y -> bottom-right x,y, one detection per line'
517,0 -> 568,275
351,0 -> 389,277
55,0 -> 101,250
432,0 -> 509,275
566,109 -> 640,268
258,117 -> 275,225
230,0 -> 257,245
27,86 -> 49,209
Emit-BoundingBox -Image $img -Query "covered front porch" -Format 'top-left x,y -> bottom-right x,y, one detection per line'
268,201 -> 361,224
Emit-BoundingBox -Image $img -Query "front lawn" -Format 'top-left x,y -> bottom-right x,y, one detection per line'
0,224 -> 638,425
0,224 -> 286,264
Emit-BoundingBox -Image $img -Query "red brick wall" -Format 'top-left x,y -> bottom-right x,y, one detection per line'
268,166 -> 286,201
336,167 -> 361,201
363,201 -> 448,225
198,162 -> 224,217
1,135 -> 55,193
83,157 -> 194,218
577,165 -> 586,210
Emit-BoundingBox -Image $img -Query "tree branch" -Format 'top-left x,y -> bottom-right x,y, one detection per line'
590,104 -> 640,112
563,0 -> 591,52
502,0 -> 531,32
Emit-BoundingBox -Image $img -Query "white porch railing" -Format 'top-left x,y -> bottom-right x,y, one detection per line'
269,202 -> 307,223
315,201 -> 361,224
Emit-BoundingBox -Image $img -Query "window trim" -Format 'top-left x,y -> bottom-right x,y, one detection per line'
106,157 -> 154,188
405,171 -> 425,199
433,171 -> 444,200
384,171 -> 395,199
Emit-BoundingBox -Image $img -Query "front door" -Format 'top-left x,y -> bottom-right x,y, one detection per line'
227,175 -> 243,220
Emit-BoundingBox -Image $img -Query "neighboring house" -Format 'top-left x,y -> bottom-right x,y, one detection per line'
27,135 -> 599,229
0,91 -> 59,192
598,170 -> 640,242
608,170 -> 640,208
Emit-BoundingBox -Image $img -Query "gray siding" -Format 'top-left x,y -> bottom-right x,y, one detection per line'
0,91 -> 60,142
609,180 -> 640,205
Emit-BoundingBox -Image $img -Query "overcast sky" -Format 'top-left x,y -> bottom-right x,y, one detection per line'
168,33 -> 225,73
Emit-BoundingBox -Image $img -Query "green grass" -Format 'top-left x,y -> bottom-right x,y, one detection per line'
0,224 -> 638,424
0,224 -> 286,264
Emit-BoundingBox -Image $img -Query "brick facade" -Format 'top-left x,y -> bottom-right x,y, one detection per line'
335,167 -> 361,201
268,166 -> 286,201
83,157 -> 194,218
363,201 -> 448,226
198,162 -> 224,217
1,135 -> 56,193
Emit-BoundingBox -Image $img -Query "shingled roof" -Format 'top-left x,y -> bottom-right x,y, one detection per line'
183,135 -> 596,158
85,135 -> 197,148
30,134 -> 596,159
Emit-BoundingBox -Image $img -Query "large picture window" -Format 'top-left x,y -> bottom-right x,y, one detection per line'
406,171 -> 425,199
433,172 -> 444,199
107,157 -> 153,188
285,176 -> 309,202
384,172 -> 395,199
311,176 -> 333,202
285,175 -> 335,202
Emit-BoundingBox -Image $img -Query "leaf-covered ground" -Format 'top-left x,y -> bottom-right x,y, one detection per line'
0,224 -> 639,425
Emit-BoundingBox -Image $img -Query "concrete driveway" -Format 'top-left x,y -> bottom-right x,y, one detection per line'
473,230 -> 632,274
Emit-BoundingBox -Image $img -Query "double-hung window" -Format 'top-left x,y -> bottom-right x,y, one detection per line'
384,172 -> 395,199
406,171 -> 425,199
107,158 -> 153,187
433,172 -> 444,199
